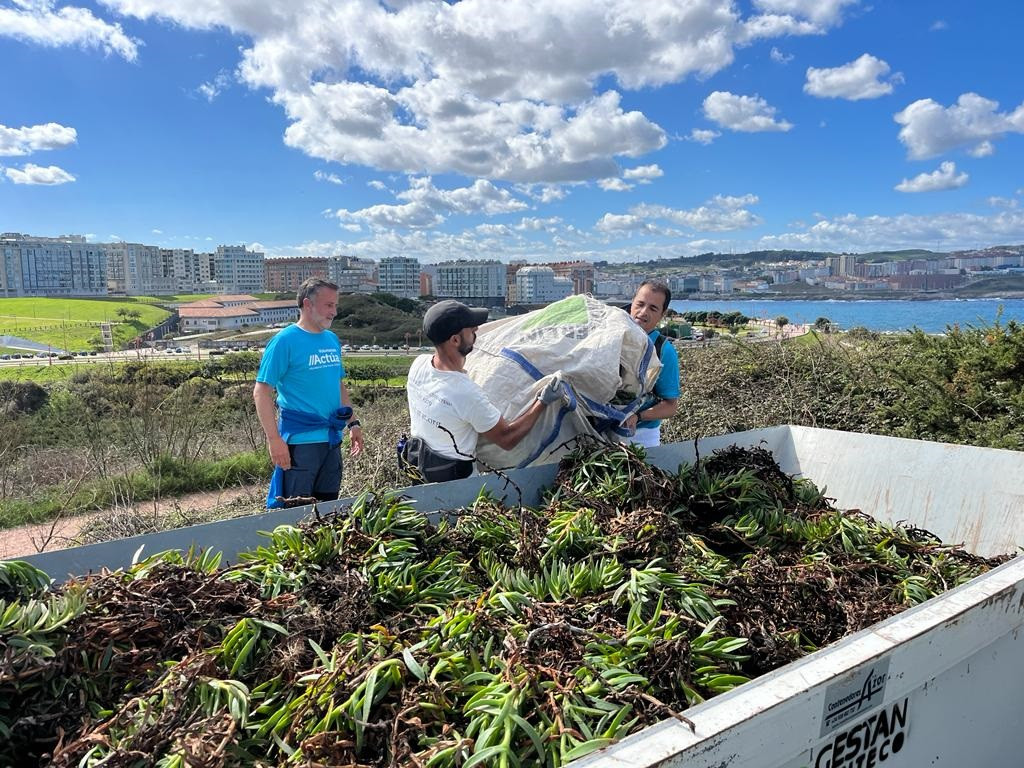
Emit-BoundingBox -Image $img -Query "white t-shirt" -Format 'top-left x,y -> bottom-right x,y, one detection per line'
407,354 -> 502,460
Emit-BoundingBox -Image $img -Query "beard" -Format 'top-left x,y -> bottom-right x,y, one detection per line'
457,339 -> 474,356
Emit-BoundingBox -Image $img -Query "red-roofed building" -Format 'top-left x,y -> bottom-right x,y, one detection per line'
179,296 -> 297,332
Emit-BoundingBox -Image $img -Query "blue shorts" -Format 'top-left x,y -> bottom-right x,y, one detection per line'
283,442 -> 342,501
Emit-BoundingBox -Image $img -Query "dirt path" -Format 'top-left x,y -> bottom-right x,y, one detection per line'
0,485 -> 262,560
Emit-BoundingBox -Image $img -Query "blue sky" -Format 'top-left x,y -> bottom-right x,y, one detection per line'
1,0 -> 1022,264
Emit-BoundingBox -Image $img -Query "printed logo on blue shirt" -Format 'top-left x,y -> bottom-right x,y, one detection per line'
308,349 -> 341,367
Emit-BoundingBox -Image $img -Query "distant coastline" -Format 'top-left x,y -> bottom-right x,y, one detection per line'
681,291 -> 1024,302
667,297 -> 1024,333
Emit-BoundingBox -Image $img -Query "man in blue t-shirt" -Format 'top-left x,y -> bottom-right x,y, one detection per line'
253,277 -> 363,504
625,279 -> 680,448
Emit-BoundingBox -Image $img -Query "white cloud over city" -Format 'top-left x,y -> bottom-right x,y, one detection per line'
597,193 -> 762,235
0,0 -> 138,60
333,177 -> 529,230
4,162 -> 76,184
804,54 -> 900,100
894,93 -> 1024,160
0,122 -> 77,156
703,92 -> 793,132
89,0 -> 859,185
894,161 -> 968,193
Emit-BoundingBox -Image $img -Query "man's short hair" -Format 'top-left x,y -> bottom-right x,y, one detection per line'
297,277 -> 339,308
636,279 -> 672,312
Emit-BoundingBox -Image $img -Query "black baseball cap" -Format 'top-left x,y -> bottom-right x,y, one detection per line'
423,300 -> 489,344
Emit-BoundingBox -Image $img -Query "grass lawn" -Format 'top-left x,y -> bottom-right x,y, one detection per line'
0,298 -> 170,351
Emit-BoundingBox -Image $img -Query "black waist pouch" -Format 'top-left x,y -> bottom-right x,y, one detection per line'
400,436 -> 474,484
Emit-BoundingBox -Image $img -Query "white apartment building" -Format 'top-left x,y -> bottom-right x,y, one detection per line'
826,254 -> 858,277
214,245 -> 265,294
328,255 -> 377,293
103,242 -> 177,295
699,276 -> 720,293
0,233 -> 107,297
593,280 -> 629,298
168,249 -> 216,293
514,266 -> 573,304
378,256 -> 421,299
434,260 -> 506,306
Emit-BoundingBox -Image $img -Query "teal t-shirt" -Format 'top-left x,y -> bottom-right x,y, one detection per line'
638,329 -> 680,431
256,324 -> 346,444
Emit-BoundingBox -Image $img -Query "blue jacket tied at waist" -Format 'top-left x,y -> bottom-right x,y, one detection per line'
266,406 -> 353,508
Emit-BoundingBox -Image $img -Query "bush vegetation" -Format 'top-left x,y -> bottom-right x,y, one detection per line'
1,319 -> 1023,545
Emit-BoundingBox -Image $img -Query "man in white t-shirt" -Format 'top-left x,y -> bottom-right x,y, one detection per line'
404,300 -> 563,483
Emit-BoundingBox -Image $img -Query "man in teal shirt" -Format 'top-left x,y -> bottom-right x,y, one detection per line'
625,279 -> 680,448
253,278 -> 363,506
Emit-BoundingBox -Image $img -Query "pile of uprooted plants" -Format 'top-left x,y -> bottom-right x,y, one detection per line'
0,442 -> 1010,767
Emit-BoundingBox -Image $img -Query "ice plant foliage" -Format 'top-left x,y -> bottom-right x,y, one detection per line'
0,442 -> 1009,766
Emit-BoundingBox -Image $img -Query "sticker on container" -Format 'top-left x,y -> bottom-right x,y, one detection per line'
820,657 -> 890,737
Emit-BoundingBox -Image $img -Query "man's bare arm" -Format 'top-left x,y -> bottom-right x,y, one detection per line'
253,382 -> 291,469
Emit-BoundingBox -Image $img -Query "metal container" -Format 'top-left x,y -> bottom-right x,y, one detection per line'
12,426 -> 1024,767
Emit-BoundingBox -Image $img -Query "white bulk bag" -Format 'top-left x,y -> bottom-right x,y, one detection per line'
464,295 -> 661,469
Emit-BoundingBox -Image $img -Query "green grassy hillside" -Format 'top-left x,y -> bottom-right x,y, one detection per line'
0,298 -> 170,351
332,293 -> 424,345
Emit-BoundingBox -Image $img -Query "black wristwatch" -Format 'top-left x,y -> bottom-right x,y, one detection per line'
348,419 -> 362,429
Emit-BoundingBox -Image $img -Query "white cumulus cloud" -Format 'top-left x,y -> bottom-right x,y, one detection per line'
475,223 -> 514,237
99,0 -> 849,183
758,210 -> 1024,253
688,128 -> 721,145
595,212 -> 659,234
0,0 -> 139,61
968,140 -> 994,158
987,196 -> 1018,209
334,176 -> 528,229
770,46 -> 793,64
4,162 -> 76,184
623,164 -> 663,182
804,54 -> 899,100
314,170 -> 344,185
752,0 -> 858,27
703,91 -> 793,132
599,193 -> 761,234
515,217 -> 562,232
894,161 -> 968,193
0,122 -> 77,156
894,92 -> 1024,160
196,70 -> 233,102
598,178 -> 633,192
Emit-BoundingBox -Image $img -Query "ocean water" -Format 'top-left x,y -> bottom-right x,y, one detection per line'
668,298 -> 1024,333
